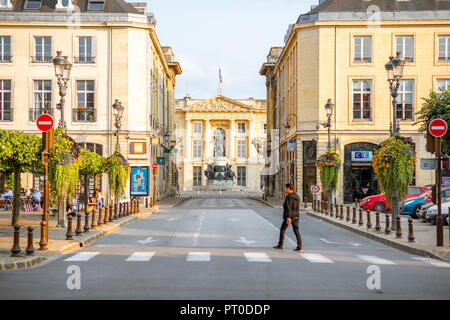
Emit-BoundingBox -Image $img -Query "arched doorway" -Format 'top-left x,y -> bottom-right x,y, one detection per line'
343,142 -> 378,204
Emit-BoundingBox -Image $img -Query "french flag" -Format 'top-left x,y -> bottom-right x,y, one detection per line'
219,68 -> 222,84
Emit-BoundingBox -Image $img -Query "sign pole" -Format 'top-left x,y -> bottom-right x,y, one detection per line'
153,167 -> 157,207
436,134 -> 444,246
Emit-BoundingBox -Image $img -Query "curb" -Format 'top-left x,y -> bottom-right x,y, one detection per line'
249,196 -> 449,262
0,207 -> 158,271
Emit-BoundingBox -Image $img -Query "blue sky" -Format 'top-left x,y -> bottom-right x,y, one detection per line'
141,0 -> 317,99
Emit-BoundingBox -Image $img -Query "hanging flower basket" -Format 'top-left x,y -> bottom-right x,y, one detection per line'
105,150 -> 130,200
316,148 -> 341,195
372,135 -> 415,205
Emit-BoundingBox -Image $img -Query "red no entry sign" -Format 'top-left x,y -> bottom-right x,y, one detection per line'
311,184 -> 320,194
429,118 -> 448,138
152,163 -> 158,169
36,114 -> 54,132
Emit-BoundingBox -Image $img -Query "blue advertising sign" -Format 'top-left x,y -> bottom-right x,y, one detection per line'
351,151 -> 372,162
130,166 -> 149,196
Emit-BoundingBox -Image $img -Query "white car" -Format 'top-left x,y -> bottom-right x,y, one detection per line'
424,202 -> 450,225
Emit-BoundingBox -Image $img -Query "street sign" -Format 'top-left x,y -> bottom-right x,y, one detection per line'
287,139 -> 297,151
152,163 -> 158,169
351,151 -> 372,162
151,137 -> 160,145
429,118 -> 448,138
311,185 -> 320,194
36,114 -> 54,132
156,157 -> 166,165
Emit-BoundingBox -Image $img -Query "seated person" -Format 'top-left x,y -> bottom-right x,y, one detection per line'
95,189 -> 104,209
31,189 -> 42,207
0,187 -> 13,200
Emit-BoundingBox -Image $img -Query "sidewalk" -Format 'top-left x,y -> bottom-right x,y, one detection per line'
0,196 -> 190,271
249,195 -> 450,261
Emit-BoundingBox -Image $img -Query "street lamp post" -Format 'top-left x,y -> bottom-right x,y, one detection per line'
317,99 -> 335,211
53,51 -> 72,133
112,99 -> 124,151
284,113 -> 298,193
385,52 -> 406,230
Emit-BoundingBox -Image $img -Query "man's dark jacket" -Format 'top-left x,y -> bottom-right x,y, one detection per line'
283,192 -> 300,220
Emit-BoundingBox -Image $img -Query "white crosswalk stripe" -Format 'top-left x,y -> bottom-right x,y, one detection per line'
356,255 -> 396,265
187,252 -> 211,262
64,252 -> 100,262
299,253 -> 334,263
244,252 -> 272,262
126,252 -> 155,262
412,257 -> 450,268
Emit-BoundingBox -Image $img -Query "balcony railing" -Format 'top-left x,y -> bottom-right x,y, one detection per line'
0,56 -> 12,63
72,107 -> 97,122
29,108 -> 54,122
74,56 -> 96,64
0,108 -> 13,121
31,56 -> 53,63
353,57 -> 372,63
438,56 -> 450,61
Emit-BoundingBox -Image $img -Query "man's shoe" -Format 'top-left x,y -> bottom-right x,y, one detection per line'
294,247 -> 303,252
273,245 -> 283,250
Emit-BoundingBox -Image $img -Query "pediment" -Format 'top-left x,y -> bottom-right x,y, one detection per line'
184,95 -> 254,113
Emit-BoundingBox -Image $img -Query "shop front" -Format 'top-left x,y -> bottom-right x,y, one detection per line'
343,142 -> 379,204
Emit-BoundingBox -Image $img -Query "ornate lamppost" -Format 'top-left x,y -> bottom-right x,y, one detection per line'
385,52 -> 405,230
112,99 -> 124,151
285,113 -> 298,192
317,99 -> 335,211
53,51 -> 72,133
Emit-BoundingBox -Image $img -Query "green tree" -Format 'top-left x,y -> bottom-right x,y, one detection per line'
415,88 -> 450,154
0,130 -> 42,225
79,148 -> 106,211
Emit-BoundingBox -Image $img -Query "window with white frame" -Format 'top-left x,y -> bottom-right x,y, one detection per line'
24,0 -> 42,9
87,0 -> 105,10
77,37 -> 94,63
33,36 -> 52,63
354,36 -> 372,62
193,139 -> 202,158
396,80 -> 414,121
396,36 -> 414,62
0,36 -> 11,62
0,80 -> 12,121
193,122 -> 202,135
352,80 -> 372,121
438,36 -> 450,61
75,80 -> 95,122
437,79 -> 450,93
193,166 -> 202,186
0,0 -> 13,9
237,122 -> 245,134
31,80 -> 52,121
55,0 -> 73,10
237,140 -> 246,158
237,166 -> 246,187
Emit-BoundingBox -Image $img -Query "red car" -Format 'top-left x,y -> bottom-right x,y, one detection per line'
361,186 -> 429,212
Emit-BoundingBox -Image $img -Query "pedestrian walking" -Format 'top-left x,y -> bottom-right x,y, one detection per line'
273,183 -> 303,252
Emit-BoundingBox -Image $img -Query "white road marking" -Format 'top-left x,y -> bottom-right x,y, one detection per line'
234,237 -> 256,246
137,237 -> 156,244
244,252 -> 272,262
187,252 -> 211,262
349,243 -> 362,247
357,255 -> 396,265
64,252 -> 100,262
320,238 -> 338,244
413,257 -> 450,268
166,218 -> 176,221
228,218 -> 240,222
126,252 -> 155,261
193,210 -> 206,247
300,253 -> 334,264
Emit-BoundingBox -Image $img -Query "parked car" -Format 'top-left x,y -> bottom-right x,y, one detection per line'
417,187 -> 450,219
424,203 -> 450,225
400,193 -> 430,219
361,186 -> 429,212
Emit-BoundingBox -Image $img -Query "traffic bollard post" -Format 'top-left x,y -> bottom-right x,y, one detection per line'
396,216 -> 402,238
11,224 -> 21,257
75,213 -> 83,236
375,210 -> 381,232
385,214 -> 391,234
84,212 -> 91,232
408,217 -> 415,242
366,210 -> 372,229
26,226 -> 34,256
66,215 -> 73,240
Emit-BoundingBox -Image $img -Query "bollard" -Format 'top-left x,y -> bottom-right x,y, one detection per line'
396,216 -> 402,238
91,208 -> 98,229
127,201 -> 131,216
98,207 -> 103,227
366,210 -> 372,229
75,213 -> 83,236
346,206 -> 350,222
336,204 -> 340,219
104,206 -> 109,224
385,214 -> 391,234
118,203 -> 123,218
375,210 -> 381,232
137,199 -> 140,213
330,203 -> 334,217
358,208 -> 364,226
145,197 -> 148,208
304,201 -> 307,209
26,226 -> 34,256
114,203 -> 118,220
84,212 -> 91,232
408,217 -> 415,242
325,201 -> 329,215
39,221 -> 48,251
132,200 -> 135,214
129,200 -> 133,215
66,215 -> 73,240
352,207 -> 357,224
340,204 -> 344,220
11,224 -> 21,256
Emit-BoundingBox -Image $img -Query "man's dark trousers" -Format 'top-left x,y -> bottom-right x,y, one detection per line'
277,217 -> 302,248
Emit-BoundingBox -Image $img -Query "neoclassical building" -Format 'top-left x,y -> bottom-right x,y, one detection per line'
175,95 -> 267,191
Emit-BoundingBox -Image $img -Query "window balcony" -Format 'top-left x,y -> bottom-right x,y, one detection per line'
29,108 -> 54,122
31,56 -> 53,63
73,107 -> 97,122
74,56 -> 96,64
353,57 -> 372,63
0,56 -> 12,63
0,108 -> 13,121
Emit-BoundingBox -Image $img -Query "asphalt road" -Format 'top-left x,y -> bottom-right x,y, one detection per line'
1,195 -> 450,300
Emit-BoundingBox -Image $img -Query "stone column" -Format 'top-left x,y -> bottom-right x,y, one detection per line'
229,119 -> 235,159
204,119 -> 210,160
249,120 -> 256,159
185,119 -> 191,160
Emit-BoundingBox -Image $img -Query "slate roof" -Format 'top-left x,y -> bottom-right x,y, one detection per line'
9,0 -> 139,14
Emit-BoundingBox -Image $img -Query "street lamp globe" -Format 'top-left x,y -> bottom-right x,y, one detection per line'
112,99 -> 124,120
392,51 -> 406,79
53,51 -> 66,77
63,58 -> 72,80
385,57 -> 395,82
325,99 -> 334,118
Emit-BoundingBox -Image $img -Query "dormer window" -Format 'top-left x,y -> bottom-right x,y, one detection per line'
55,0 -> 74,11
0,0 -> 13,10
87,0 -> 105,11
24,0 -> 42,9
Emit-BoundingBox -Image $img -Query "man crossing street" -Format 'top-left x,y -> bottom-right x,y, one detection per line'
273,183 -> 303,252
